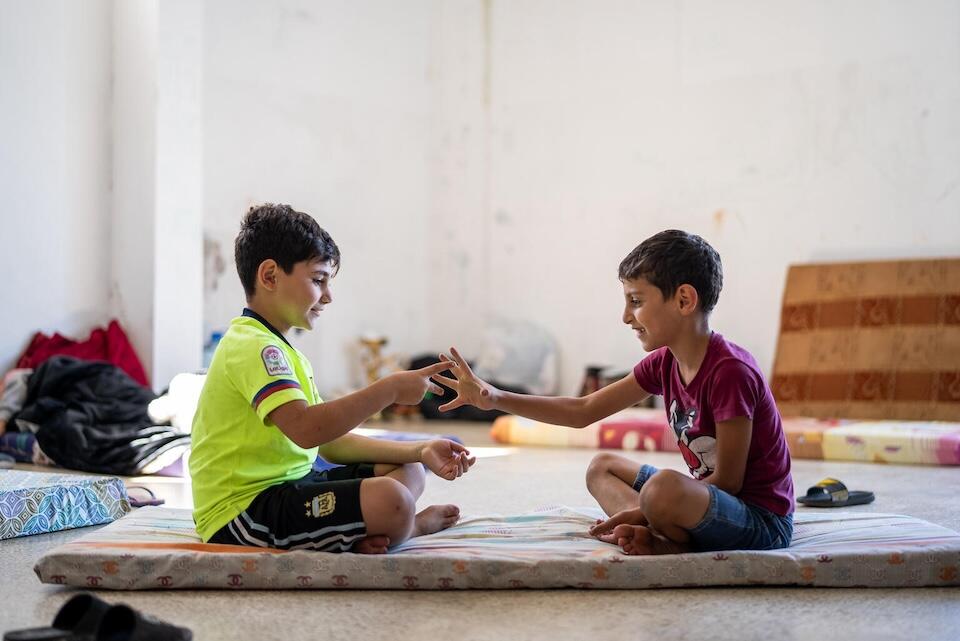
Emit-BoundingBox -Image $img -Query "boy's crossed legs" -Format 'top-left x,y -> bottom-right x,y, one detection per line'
208,462 -> 460,554
585,452 -> 710,555
354,462 -> 460,554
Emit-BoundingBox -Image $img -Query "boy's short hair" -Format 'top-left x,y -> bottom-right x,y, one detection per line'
619,230 -> 723,314
235,203 -> 340,297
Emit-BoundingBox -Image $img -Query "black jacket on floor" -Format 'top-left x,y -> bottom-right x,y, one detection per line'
12,355 -> 189,475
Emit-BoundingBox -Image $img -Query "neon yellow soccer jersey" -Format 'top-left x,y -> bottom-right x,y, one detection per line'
190,308 -> 322,541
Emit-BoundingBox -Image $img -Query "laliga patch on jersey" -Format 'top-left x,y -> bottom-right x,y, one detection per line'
261,345 -> 293,376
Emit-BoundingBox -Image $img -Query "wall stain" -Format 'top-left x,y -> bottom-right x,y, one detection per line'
482,0 -> 492,110
713,209 -> 727,227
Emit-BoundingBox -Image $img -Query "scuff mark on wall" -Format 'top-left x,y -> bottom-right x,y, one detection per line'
936,176 -> 959,202
204,233 -> 226,294
481,0 -> 494,318
482,0 -> 492,110
712,208 -> 747,232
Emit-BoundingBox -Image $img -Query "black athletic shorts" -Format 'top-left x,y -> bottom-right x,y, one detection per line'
208,464 -> 376,552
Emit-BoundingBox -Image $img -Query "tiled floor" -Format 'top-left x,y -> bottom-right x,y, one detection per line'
2,420 -> 958,641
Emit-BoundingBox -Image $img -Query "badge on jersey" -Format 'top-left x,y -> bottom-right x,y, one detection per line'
304,492 -> 336,518
261,345 -> 293,376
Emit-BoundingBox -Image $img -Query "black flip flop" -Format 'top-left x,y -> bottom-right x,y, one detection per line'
95,605 -> 191,641
4,593 -> 111,641
125,486 -> 165,508
797,477 -> 875,507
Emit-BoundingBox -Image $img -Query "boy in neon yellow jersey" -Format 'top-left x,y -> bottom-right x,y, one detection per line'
191,204 -> 474,553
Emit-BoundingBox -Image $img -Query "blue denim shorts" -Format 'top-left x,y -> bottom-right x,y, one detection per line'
633,464 -> 793,552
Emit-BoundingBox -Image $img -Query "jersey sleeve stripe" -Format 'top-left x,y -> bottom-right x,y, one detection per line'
252,379 -> 302,408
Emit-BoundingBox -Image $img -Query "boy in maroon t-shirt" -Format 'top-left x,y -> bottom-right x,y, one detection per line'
433,230 -> 794,554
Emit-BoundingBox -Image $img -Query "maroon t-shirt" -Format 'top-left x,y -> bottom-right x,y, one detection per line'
633,332 -> 794,516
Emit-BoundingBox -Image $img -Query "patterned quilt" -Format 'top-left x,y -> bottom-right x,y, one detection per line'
0,470 -> 130,540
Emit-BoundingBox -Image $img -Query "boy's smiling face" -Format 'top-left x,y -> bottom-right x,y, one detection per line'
273,258 -> 336,331
621,276 -> 681,351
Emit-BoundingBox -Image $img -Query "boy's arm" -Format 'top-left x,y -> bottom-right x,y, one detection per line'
703,416 -> 752,495
433,347 -> 650,428
318,432 -> 475,480
318,432 -> 424,465
268,361 -> 453,449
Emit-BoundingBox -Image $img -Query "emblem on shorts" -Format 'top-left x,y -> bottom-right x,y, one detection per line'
261,346 -> 293,376
304,492 -> 336,518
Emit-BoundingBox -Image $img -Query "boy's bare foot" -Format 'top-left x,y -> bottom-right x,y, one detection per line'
351,535 -> 391,554
413,504 -> 460,536
609,524 -> 688,555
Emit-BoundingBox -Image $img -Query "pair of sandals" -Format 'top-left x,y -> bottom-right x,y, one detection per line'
796,477 -> 875,507
3,593 -> 191,641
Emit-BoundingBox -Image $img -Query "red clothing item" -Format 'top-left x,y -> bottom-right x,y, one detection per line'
633,332 -> 794,516
16,320 -> 149,388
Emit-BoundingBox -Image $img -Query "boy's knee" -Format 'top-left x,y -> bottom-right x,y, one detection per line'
377,462 -> 426,496
402,462 -> 426,484
365,476 -> 415,514
360,477 -> 415,537
585,452 -> 620,485
396,462 -> 426,499
639,469 -> 687,517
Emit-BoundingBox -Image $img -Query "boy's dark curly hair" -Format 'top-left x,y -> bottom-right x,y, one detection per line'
235,203 -> 340,297
618,230 -> 723,314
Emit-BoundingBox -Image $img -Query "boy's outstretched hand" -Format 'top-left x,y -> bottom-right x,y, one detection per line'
419,439 -> 476,481
431,347 -> 497,412
388,361 -> 455,405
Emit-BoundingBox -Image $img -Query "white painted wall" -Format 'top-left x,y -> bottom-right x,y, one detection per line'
201,0 -> 960,396
111,0 -> 158,381
193,0 -> 959,397
0,0 -> 113,371
429,0 -> 960,393
154,0 -> 204,388
3,1 -> 957,399
202,0 -> 435,395
0,0 -> 201,387
112,0 -> 204,391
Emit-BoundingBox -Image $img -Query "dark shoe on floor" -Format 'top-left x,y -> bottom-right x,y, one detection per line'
95,605 -> 191,641
4,592 -> 111,641
797,477 -> 875,507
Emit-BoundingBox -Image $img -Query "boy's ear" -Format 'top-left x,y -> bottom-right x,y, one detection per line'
675,284 -> 699,316
257,259 -> 280,292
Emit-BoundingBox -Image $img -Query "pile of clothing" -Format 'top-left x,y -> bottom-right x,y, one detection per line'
0,321 -> 191,476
